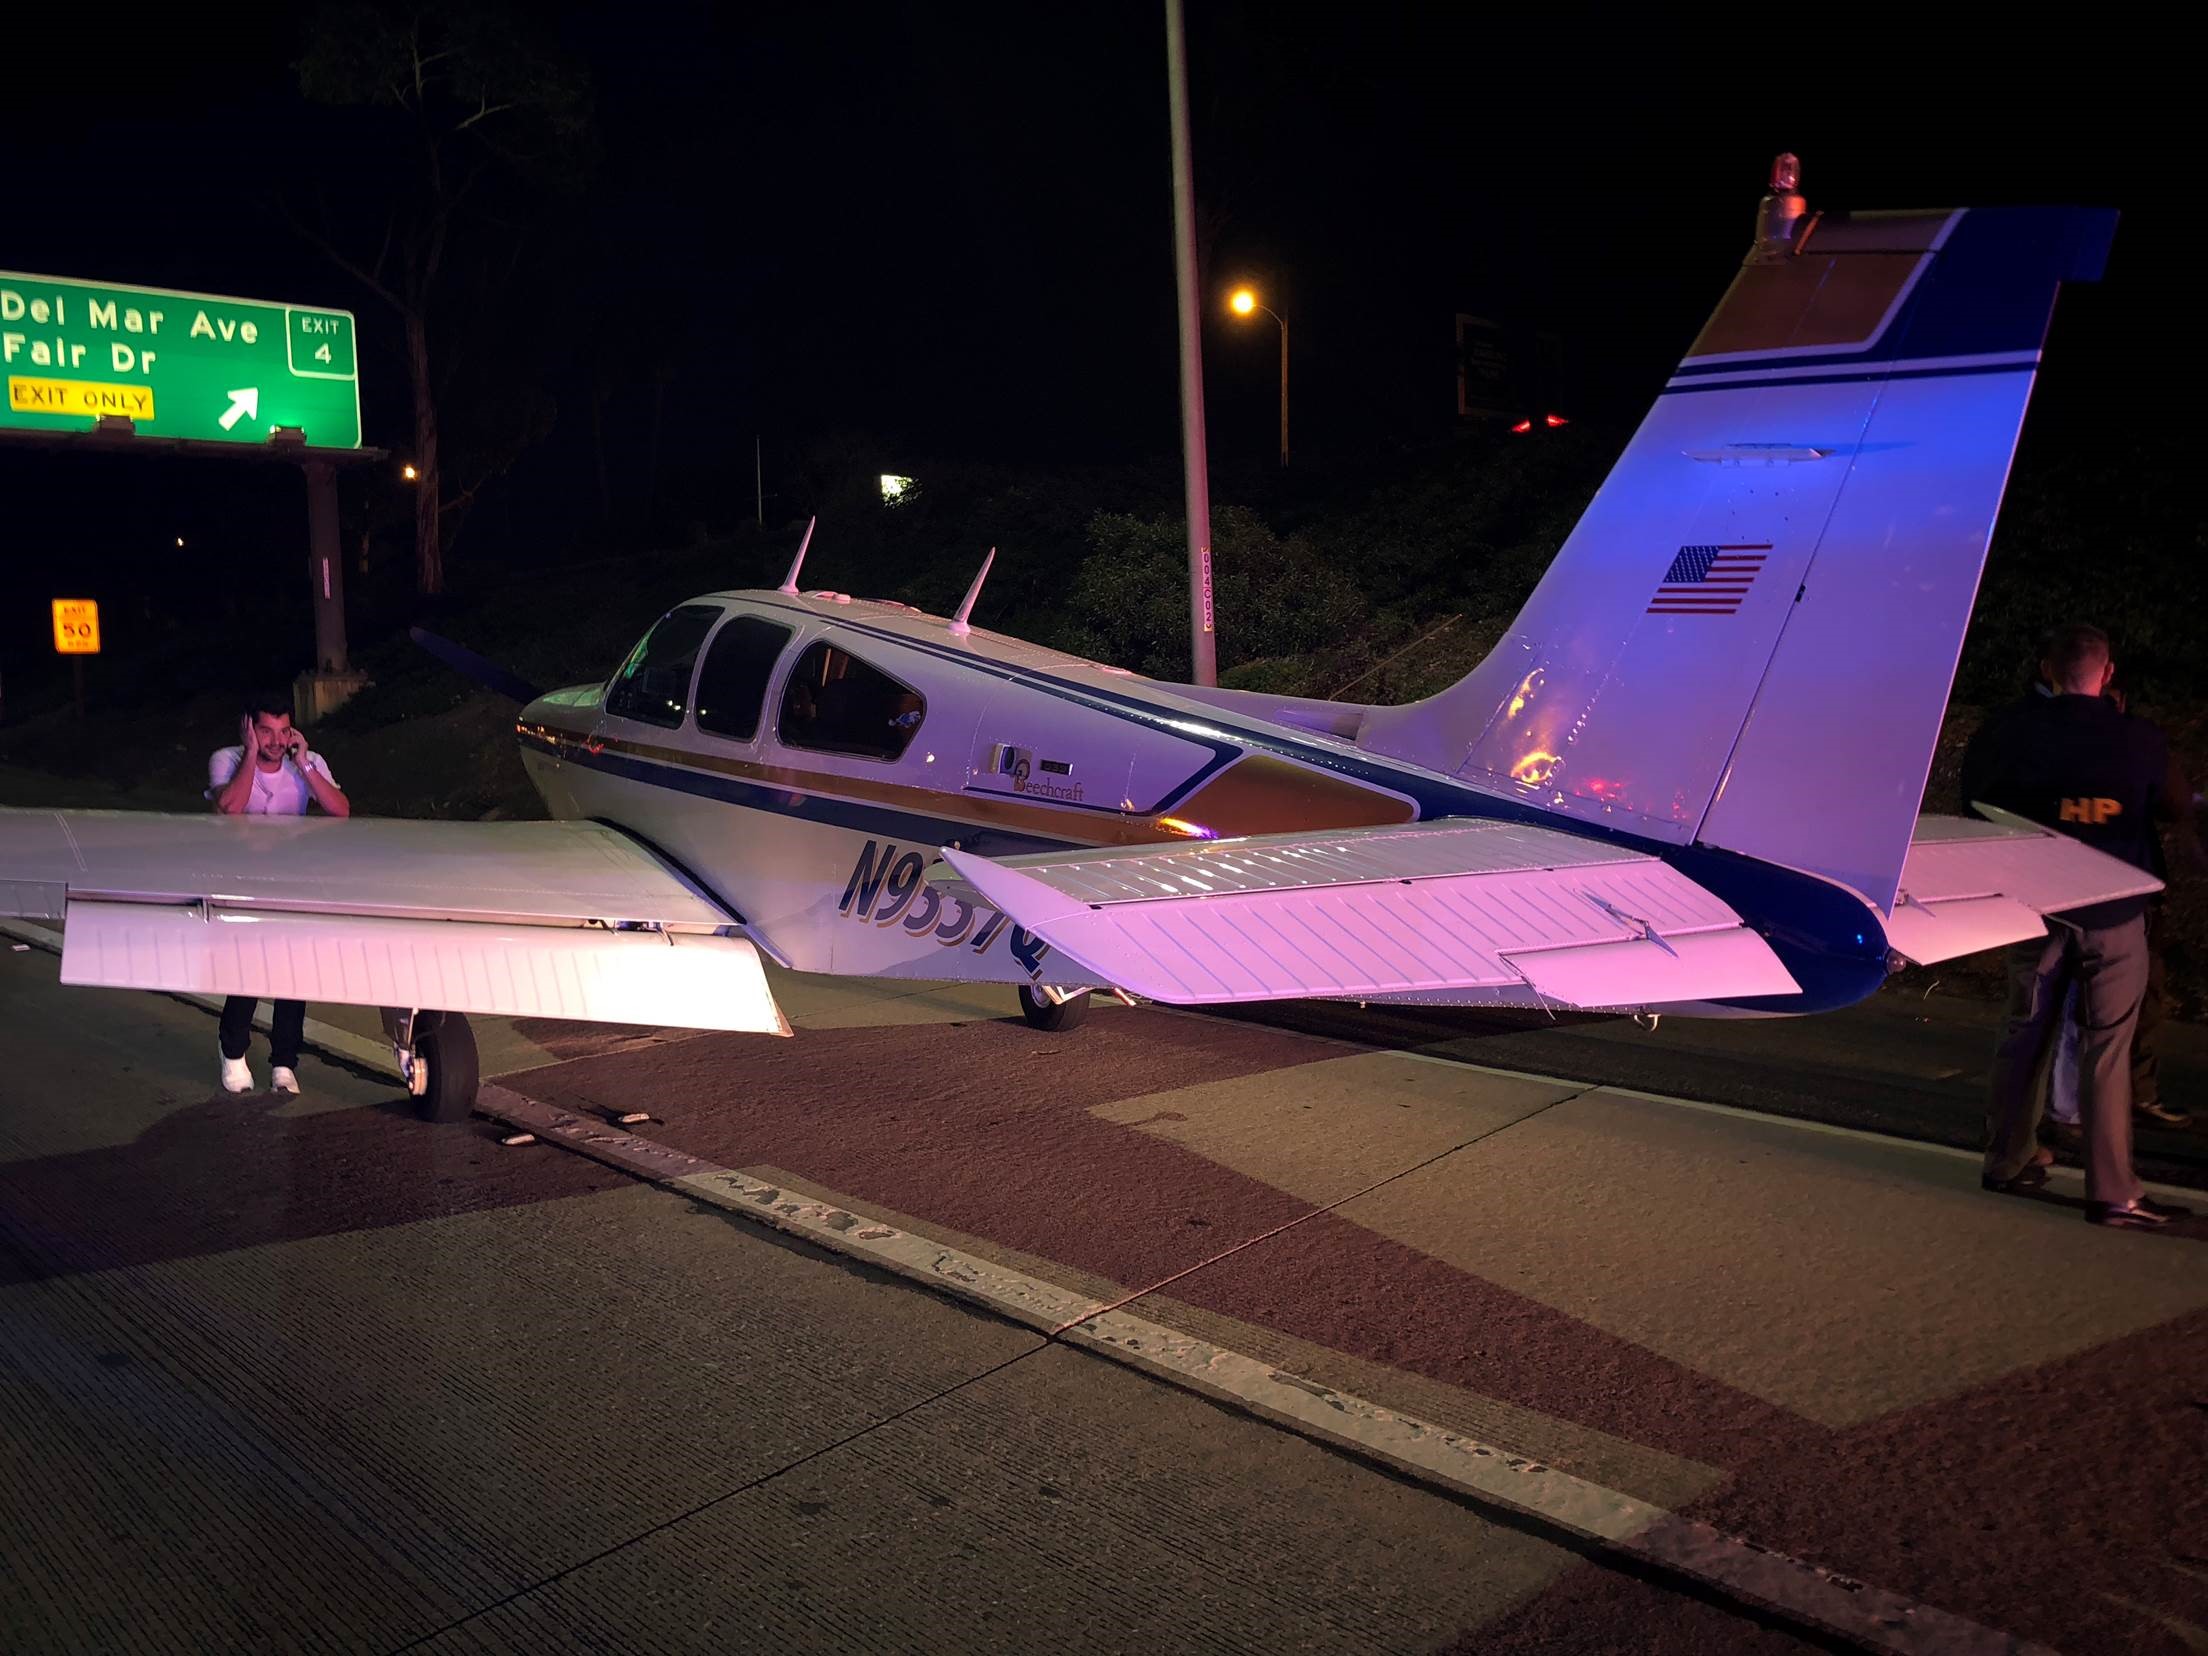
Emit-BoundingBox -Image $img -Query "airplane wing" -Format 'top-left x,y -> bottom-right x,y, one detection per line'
937,819 -> 1800,1008
1884,809 -> 2164,966
0,808 -> 787,1034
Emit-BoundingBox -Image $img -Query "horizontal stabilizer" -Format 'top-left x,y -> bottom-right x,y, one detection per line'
1884,811 -> 2163,966
408,627 -> 544,705
938,820 -> 1798,1009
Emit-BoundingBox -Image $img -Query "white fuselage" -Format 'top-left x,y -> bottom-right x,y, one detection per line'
517,587 -> 1541,996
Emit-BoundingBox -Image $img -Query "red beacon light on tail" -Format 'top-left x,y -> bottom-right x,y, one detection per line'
1753,151 -> 1811,258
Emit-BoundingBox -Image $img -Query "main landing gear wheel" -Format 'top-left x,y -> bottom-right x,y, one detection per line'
1017,986 -> 1092,1032
411,1011 -> 481,1123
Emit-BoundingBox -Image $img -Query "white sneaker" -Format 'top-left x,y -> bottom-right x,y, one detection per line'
220,1055 -> 255,1094
270,1066 -> 301,1096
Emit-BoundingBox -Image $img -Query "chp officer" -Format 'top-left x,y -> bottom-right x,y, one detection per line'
1964,624 -> 2191,1229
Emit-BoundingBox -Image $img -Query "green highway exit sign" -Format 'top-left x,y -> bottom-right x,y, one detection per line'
1,271 -> 360,449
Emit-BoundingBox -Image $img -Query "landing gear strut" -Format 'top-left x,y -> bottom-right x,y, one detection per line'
1017,985 -> 1092,1032
381,1007 -> 482,1122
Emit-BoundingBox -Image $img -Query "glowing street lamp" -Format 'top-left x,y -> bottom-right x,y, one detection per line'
1227,286 -> 1289,468
401,463 -> 420,482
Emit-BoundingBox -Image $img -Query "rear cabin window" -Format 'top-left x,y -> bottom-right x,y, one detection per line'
604,604 -> 721,728
777,641 -> 925,762
694,615 -> 794,742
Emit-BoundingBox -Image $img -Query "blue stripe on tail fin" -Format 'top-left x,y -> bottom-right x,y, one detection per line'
1357,196 -> 2117,916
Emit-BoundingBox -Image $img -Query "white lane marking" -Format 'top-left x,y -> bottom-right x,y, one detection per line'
482,1085 -> 1105,1336
473,1082 -> 2055,1656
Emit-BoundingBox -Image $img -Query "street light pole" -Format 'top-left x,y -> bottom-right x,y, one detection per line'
1164,0 -> 1217,687
1229,289 -> 1289,468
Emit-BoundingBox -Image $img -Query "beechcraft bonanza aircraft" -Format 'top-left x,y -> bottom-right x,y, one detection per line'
0,159 -> 2154,1121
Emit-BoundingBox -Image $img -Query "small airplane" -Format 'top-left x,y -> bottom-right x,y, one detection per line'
0,157 -> 2152,1121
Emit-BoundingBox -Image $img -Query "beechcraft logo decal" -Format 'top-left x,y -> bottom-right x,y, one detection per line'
1646,544 -> 1771,616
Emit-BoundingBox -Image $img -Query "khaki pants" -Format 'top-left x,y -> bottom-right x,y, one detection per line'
1986,916 -> 2147,1207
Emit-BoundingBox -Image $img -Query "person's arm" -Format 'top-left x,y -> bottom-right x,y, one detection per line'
293,746 -> 350,818
211,727 -> 255,815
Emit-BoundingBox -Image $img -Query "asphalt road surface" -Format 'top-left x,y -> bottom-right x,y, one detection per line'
1207,986 -> 2208,1190
4,941 -> 2207,1655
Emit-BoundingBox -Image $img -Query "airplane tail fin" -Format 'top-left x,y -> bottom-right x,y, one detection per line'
1356,161 -> 2116,914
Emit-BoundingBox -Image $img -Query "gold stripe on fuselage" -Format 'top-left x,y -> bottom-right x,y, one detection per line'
517,717 -> 1416,847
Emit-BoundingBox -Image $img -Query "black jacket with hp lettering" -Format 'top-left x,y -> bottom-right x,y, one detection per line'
1959,691 -> 2181,926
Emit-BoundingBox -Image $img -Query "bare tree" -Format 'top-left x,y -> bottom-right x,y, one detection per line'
288,2 -> 592,594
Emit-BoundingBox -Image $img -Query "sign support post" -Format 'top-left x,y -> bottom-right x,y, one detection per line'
306,461 -> 348,674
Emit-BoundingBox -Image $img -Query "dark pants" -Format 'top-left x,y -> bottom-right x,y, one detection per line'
1986,916 -> 2147,1207
220,997 -> 306,1069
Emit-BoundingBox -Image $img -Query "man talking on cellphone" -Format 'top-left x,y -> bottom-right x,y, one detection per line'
207,691 -> 350,1095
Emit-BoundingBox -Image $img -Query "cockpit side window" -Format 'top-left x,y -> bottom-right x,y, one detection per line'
776,640 -> 925,762
604,604 -> 721,729
694,615 -> 794,742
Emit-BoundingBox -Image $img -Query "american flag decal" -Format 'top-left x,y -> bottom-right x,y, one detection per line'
1646,544 -> 1771,615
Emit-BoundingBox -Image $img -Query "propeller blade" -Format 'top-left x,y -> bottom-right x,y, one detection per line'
407,627 -> 545,705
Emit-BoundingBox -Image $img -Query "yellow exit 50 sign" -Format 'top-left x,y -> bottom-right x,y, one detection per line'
52,598 -> 99,654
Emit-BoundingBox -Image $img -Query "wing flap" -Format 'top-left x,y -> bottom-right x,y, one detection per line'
2,806 -> 786,1033
1891,811 -> 2163,965
939,820 -> 1798,1008
60,901 -> 788,1034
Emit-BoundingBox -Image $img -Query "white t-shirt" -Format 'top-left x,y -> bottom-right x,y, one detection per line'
207,746 -> 341,816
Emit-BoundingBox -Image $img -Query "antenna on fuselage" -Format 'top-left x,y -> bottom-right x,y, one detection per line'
947,547 -> 996,638
777,516 -> 817,596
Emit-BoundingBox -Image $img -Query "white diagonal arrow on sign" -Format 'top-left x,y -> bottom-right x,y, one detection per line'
219,387 -> 260,431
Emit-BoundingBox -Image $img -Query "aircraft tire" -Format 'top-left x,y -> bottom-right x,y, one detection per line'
1017,986 -> 1091,1032
412,1011 -> 481,1123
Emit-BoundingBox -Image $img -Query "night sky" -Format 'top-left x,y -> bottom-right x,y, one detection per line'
0,7 -> 2177,679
